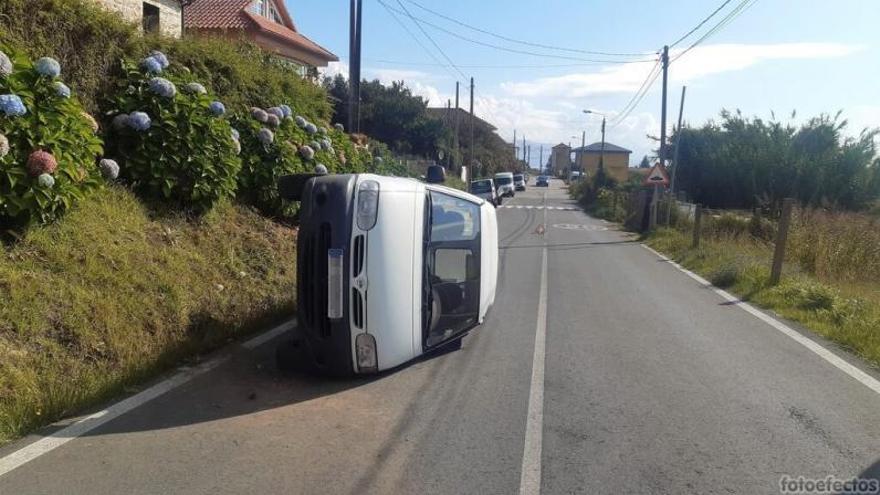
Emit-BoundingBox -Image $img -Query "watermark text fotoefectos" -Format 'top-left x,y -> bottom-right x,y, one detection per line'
779,475 -> 879,494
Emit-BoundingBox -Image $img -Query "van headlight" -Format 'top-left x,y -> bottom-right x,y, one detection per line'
355,333 -> 378,373
356,180 -> 380,231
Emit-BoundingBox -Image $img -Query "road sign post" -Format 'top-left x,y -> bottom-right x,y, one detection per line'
692,206 -> 702,249
644,162 -> 669,231
770,198 -> 795,286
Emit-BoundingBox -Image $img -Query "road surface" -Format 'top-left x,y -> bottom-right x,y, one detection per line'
2,179 -> 879,494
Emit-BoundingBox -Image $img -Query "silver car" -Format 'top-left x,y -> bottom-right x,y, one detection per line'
470,178 -> 499,207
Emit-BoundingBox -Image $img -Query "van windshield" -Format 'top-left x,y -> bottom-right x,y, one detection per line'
495,176 -> 512,185
470,181 -> 492,193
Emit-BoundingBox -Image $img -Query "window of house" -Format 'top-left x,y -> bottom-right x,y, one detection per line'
250,0 -> 283,24
142,2 -> 160,34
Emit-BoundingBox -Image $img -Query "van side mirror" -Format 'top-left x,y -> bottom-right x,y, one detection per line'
278,174 -> 319,201
426,165 -> 446,184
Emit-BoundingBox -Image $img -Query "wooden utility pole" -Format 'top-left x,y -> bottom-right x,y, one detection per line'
347,0 -> 363,133
454,82 -> 460,170
469,77 -> 475,170
650,45 -> 670,231
770,198 -> 795,285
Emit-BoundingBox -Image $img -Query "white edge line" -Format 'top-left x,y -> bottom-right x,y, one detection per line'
640,244 -> 880,396
0,318 -> 297,477
519,194 -> 549,495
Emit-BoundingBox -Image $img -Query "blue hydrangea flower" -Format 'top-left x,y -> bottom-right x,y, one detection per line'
374,156 -> 384,164
34,57 -> 61,78
149,50 -> 170,69
267,107 -> 284,119
128,111 -> 152,131
209,101 -> 226,116
318,126 -> 327,135
53,81 -> 71,98
314,163 -> 328,175
185,82 -> 207,94
231,128 -> 240,141
232,139 -> 241,155
305,123 -> 318,135
0,133 -> 9,158
148,77 -> 177,98
142,57 -> 163,74
257,128 -> 274,145
334,123 -> 345,132
112,113 -> 130,130
99,159 -> 120,180
310,140 -> 321,152
37,173 -> 55,188
0,94 -> 26,116
279,104 -> 292,118
0,51 -> 12,77
251,107 -> 269,123
266,114 -> 280,128
299,145 -> 315,160
295,116 -> 307,128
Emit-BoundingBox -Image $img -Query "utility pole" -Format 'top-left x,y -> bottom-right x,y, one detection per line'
599,117 -> 606,172
513,129 -> 517,159
469,77 -> 475,171
666,86 -> 687,224
527,145 -> 531,169
650,45 -> 670,231
539,145 -> 543,173
522,136 -> 526,162
348,0 -> 363,134
446,99 -> 452,169
454,82 -> 460,171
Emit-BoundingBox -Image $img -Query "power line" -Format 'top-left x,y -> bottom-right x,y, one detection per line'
671,0 -> 758,63
402,0 -> 653,57
669,0 -> 734,48
388,0 -> 469,80
375,0 -> 461,81
378,1 -> 657,64
368,59 -> 645,69
608,59 -> 662,128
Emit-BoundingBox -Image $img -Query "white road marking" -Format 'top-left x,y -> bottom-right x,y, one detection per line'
498,205 -> 577,211
0,319 -> 296,477
520,194 -> 548,495
641,244 -> 880,396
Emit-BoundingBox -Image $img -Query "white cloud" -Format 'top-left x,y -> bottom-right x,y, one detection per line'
501,42 -> 860,98
319,61 -> 348,80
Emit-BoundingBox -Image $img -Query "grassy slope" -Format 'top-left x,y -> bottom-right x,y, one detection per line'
646,227 -> 880,369
0,187 -> 296,444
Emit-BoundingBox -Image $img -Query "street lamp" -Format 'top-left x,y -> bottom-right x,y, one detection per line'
584,110 -> 607,175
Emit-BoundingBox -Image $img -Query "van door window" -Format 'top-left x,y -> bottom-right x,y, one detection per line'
423,191 -> 481,347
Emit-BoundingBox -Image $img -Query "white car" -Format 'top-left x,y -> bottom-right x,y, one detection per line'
494,172 -> 515,198
278,173 -> 499,375
470,178 -> 499,206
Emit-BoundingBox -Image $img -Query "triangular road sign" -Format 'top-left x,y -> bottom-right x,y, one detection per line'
644,162 -> 670,187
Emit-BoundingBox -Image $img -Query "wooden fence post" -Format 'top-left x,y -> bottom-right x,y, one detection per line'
769,198 -> 795,286
692,206 -> 702,249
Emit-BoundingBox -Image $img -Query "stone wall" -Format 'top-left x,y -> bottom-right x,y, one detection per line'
95,0 -> 182,38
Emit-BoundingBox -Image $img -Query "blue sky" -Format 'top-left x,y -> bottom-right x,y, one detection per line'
290,0 -> 880,167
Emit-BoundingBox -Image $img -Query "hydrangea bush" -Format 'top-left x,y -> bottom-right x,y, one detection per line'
0,47 -> 104,228
105,54 -> 241,213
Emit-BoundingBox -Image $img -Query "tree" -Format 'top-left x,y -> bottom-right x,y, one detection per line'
639,155 -> 651,168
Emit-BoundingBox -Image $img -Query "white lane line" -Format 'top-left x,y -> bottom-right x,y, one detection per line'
641,244 -> 880,396
0,318 -> 296,477
242,319 -> 296,350
519,194 -> 548,495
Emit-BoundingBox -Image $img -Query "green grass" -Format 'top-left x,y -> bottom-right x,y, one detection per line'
646,227 -> 880,369
0,187 -> 297,444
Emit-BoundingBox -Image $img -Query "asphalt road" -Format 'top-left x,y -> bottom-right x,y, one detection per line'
2,179 -> 880,494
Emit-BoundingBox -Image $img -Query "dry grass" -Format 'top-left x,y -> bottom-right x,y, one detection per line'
0,186 -> 297,444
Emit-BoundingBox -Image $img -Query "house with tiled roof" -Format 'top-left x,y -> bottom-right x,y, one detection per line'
184,0 -> 338,72
572,142 -> 632,183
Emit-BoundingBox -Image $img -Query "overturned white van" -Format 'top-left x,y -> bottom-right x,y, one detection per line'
278,173 -> 499,375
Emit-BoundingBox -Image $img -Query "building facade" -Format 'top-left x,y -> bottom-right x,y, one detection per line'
96,0 -> 183,38
573,142 -> 632,183
550,143 -> 571,177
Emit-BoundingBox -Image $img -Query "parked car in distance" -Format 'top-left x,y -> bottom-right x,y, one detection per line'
494,172 -> 515,197
470,178 -> 499,206
536,175 -> 549,187
513,174 -> 526,191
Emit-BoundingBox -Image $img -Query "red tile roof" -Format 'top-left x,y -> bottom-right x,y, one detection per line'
184,0 -> 337,63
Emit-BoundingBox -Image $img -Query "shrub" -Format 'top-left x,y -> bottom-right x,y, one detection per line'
104,55 -> 241,213
709,262 -> 740,288
0,46 -> 104,229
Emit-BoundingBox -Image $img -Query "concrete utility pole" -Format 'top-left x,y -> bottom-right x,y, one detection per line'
650,45 -> 670,231
527,145 -> 531,168
454,82 -> 460,170
599,117 -> 606,172
469,77 -> 475,170
348,0 -> 363,134
539,145 -> 543,172
513,129 -> 517,158
666,86 -> 687,224
522,136 -> 526,162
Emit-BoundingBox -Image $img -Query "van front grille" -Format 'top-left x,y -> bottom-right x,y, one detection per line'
352,234 -> 365,278
302,222 -> 333,339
